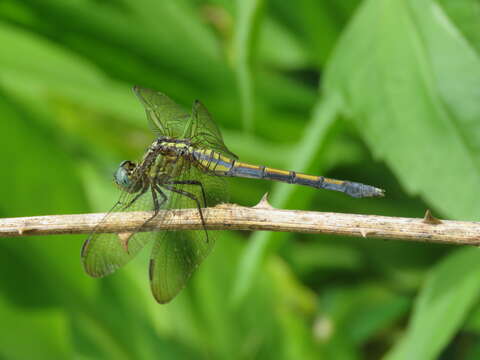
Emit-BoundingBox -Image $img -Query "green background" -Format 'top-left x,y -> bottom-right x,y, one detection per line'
1,0 -> 480,359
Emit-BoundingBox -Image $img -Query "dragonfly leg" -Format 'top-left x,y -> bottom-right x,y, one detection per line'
122,185 -> 168,253
166,180 -> 207,207
138,185 -> 168,230
123,181 -> 150,209
118,182 -> 150,254
162,184 -> 209,242
149,185 -> 167,221
148,165 -> 169,219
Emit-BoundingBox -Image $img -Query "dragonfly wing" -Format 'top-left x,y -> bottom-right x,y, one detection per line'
134,85 -> 237,158
149,229 -> 214,303
149,166 -> 227,303
133,86 -> 191,137
190,100 -> 238,159
82,188 -> 162,277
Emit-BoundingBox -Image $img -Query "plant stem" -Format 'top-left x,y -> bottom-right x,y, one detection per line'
0,200 -> 477,246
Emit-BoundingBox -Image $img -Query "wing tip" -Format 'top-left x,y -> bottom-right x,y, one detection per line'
82,260 -> 119,278
149,260 -> 170,304
132,85 -> 146,100
81,238 -> 119,278
149,259 -> 178,304
132,84 -> 143,95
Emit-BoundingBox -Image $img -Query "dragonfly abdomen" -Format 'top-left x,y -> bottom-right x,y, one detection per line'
226,161 -> 384,198
191,149 -> 235,174
294,174 -> 385,198
190,149 -> 384,198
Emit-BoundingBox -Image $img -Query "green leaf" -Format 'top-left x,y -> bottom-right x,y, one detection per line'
384,248 -> 480,360
0,297 -> 72,360
0,22 -> 143,126
317,285 -> 410,358
233,0 -> 265,132
258,17 -> 309,69
0,88 -> 92,306
325,0 -> 480,220
438,0 -> 480,55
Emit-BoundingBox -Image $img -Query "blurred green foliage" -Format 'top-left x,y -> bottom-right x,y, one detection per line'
1,0 -> 480,359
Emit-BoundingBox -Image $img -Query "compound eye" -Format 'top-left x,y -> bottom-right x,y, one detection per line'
113,160 -> 138,192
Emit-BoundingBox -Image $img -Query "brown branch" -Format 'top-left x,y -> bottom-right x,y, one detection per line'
0,198 -> 479,245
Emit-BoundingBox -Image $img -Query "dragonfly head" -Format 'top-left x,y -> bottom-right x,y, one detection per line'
114,160 -> 141,193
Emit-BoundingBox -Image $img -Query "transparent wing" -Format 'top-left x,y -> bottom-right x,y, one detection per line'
82,185 -> 170,278
149,165 -> 228,303
133,86 -> 191,137
134,85 -> 237,159
190,100 -> 238,159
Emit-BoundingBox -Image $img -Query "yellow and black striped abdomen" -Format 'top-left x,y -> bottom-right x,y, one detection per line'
191,150 -> 384,198
192,149 -> 235,174
226,161 -> 384,198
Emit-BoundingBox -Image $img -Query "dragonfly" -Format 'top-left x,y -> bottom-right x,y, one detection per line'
81,86 -> 385,304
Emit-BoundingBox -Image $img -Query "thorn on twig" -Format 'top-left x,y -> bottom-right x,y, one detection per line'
360,229 -> 377,238
254,193 -> 274,209
17,222 -> 31,235
423,209 -> 442,225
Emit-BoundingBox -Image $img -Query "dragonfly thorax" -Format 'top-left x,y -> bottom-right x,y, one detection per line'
155,137 -> 193,157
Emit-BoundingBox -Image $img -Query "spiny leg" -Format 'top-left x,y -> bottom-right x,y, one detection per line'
123,180 -> 149,209
162,184 -> 210,243
147,165 -> 169,221
166,180 -> 208,207
147,185 -> 167,223
145,186 -> 158,224
141,184 -> 168,228
122,185 -> 168,253
124,180 -> 168,247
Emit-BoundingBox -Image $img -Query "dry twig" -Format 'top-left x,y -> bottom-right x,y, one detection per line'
0,196 -> 479,245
